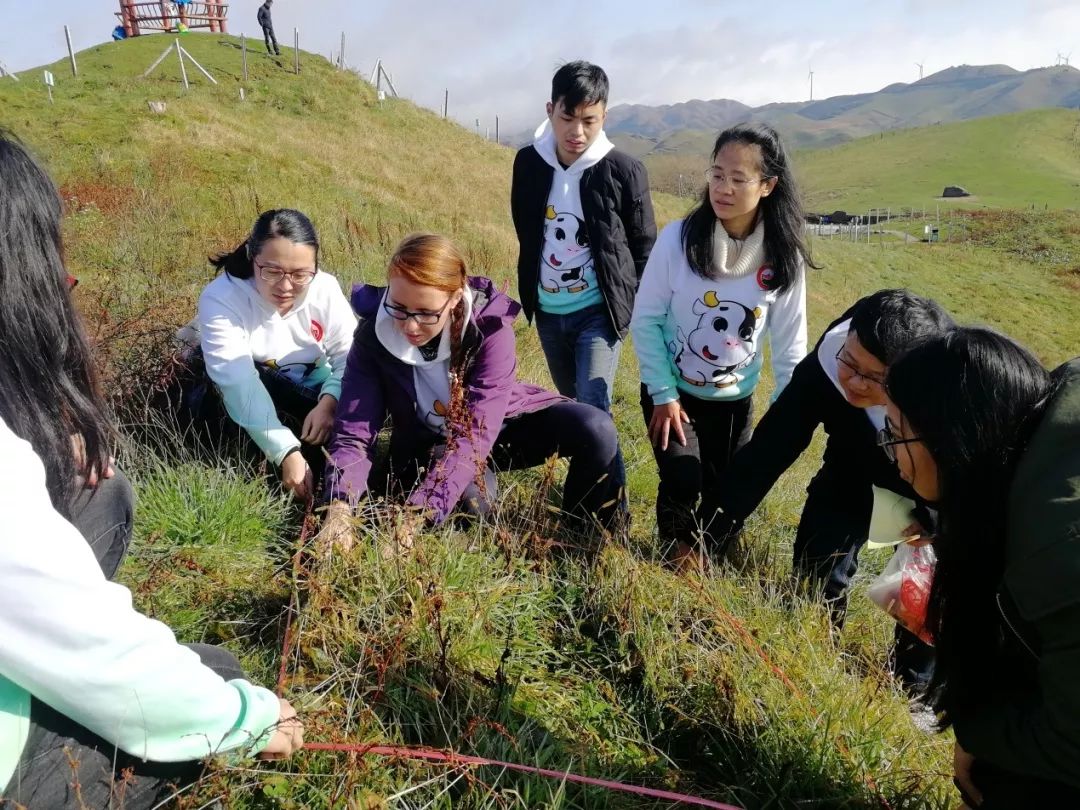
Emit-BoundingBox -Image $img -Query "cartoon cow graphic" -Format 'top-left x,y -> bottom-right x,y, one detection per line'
424,399 -> 449,431
539,205 -> 592,294
670,292 -> 762,388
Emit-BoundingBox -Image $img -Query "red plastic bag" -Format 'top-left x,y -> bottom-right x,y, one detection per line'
866,542 -> 936,645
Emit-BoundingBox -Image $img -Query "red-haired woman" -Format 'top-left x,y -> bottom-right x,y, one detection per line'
319,233 -> 623,550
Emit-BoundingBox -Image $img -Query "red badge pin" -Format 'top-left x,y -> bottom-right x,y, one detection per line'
756,265 -> 774,290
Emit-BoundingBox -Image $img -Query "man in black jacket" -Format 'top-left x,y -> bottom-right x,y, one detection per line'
510,61 -> 656,415
704,289 -> 954,692
257,0 -> 280,56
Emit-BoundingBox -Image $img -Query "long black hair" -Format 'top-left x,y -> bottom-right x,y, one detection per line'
886,327 -> 1056,726
0,129 -> 114,515
681,122 -> 815,292
210,208 -> 319,278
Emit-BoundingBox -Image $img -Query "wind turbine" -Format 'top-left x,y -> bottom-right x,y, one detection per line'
915,61 -> 924,80
808,67 -> 814,102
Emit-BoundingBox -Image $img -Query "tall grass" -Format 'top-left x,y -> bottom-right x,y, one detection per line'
5,36 -> 1080,808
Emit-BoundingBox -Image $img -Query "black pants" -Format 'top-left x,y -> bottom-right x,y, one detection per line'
262,24 -> 280,54
3,646 -> 245,809
966,759 -> 1080,808
391,401 -> 623,530
640,385 -> 753,549
796,461 -> 935,693
68,469 -> 136,580
178,353 -> 326,488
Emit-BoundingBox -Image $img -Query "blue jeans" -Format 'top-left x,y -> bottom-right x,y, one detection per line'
534,304 -> 622,411
535,305 -> 628,516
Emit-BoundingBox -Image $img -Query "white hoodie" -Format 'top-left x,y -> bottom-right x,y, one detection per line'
0,417 -> 281,793
197,270 -> 357,464
531,119 -> 614,315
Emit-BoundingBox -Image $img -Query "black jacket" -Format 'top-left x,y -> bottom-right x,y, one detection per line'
257,4 -> 272,28
715,300 -> 919,524
510,145 -> 656,338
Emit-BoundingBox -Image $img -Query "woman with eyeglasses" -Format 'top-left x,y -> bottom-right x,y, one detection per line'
630,122 -> 814,569
318,233 -> 623,554
192,209 -> 356,500
884,327 -> 1080,807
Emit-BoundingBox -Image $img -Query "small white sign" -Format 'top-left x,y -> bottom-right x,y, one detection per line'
43,70 -> 54,87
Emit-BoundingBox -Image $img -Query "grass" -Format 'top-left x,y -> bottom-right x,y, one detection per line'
5,35 -> 1080,808
642,108 -> 1080,213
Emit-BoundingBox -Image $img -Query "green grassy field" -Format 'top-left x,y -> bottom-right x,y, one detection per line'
4,34 -> 1080,808
643,107 -> 1080,213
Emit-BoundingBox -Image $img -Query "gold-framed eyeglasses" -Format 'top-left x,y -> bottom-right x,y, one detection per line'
704,167 -> 773,190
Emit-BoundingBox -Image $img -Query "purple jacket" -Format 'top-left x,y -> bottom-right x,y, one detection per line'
325,276 -> 563,523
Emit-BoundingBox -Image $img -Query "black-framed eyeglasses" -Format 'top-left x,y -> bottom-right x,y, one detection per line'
382,296 -> 452,326
877,417 -> 922,463
254,259 -> 317,286
836,347 -> 886,388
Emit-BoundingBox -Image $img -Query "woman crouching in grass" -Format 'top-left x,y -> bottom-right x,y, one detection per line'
883,327 -> 1080,807
317,233 -> 624,554
186,209 -> 357,501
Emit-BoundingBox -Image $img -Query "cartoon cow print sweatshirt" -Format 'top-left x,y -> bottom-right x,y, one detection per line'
531,119 -> 612,315
197,270 -> 357,464
631,218 -> 807,405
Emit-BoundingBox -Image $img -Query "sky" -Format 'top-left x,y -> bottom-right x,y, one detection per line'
2,0 -> 1077,135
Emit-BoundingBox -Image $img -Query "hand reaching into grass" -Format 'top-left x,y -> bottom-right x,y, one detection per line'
280,450 -> 313,501
315,501 -> 355,556
382,508 -> 424,559
256,699 -> 304,760
301,395 -> 337,446
648,400 -> 690,451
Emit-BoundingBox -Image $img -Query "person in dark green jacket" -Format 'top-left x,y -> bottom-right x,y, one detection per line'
883,327 -> 1080,808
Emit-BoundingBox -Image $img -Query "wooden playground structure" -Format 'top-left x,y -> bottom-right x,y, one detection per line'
117,1 -> 229,36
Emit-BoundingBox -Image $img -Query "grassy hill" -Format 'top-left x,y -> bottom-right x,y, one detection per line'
4,34 -> 1080,809
641,108 -> 1080,213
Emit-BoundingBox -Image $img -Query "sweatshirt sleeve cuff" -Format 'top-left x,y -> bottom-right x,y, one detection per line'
651,389 -> 679,406
319,379 -> 342,402
222,681 -> 282,757
254,427 -> 302,466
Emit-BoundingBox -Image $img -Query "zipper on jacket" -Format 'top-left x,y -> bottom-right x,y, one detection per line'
996,590 -> 1040,662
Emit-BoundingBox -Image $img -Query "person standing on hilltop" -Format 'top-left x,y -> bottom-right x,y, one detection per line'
257,0 -> 280,56
631,122 -> 814,570
511,61 -> 656,507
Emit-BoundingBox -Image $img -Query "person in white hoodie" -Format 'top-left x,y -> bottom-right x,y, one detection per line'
0,128 -> 303,809
630,123 -> 815,570
511,61 -> 656,414
192,209 -> 357,501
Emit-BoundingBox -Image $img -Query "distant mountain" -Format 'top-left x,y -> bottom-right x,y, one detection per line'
604,64 -> 1080,156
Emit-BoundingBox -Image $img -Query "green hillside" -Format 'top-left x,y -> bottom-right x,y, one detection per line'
796,108 -> 1080,212
641,107 -> 1080,212
3,35 -> 1080,809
